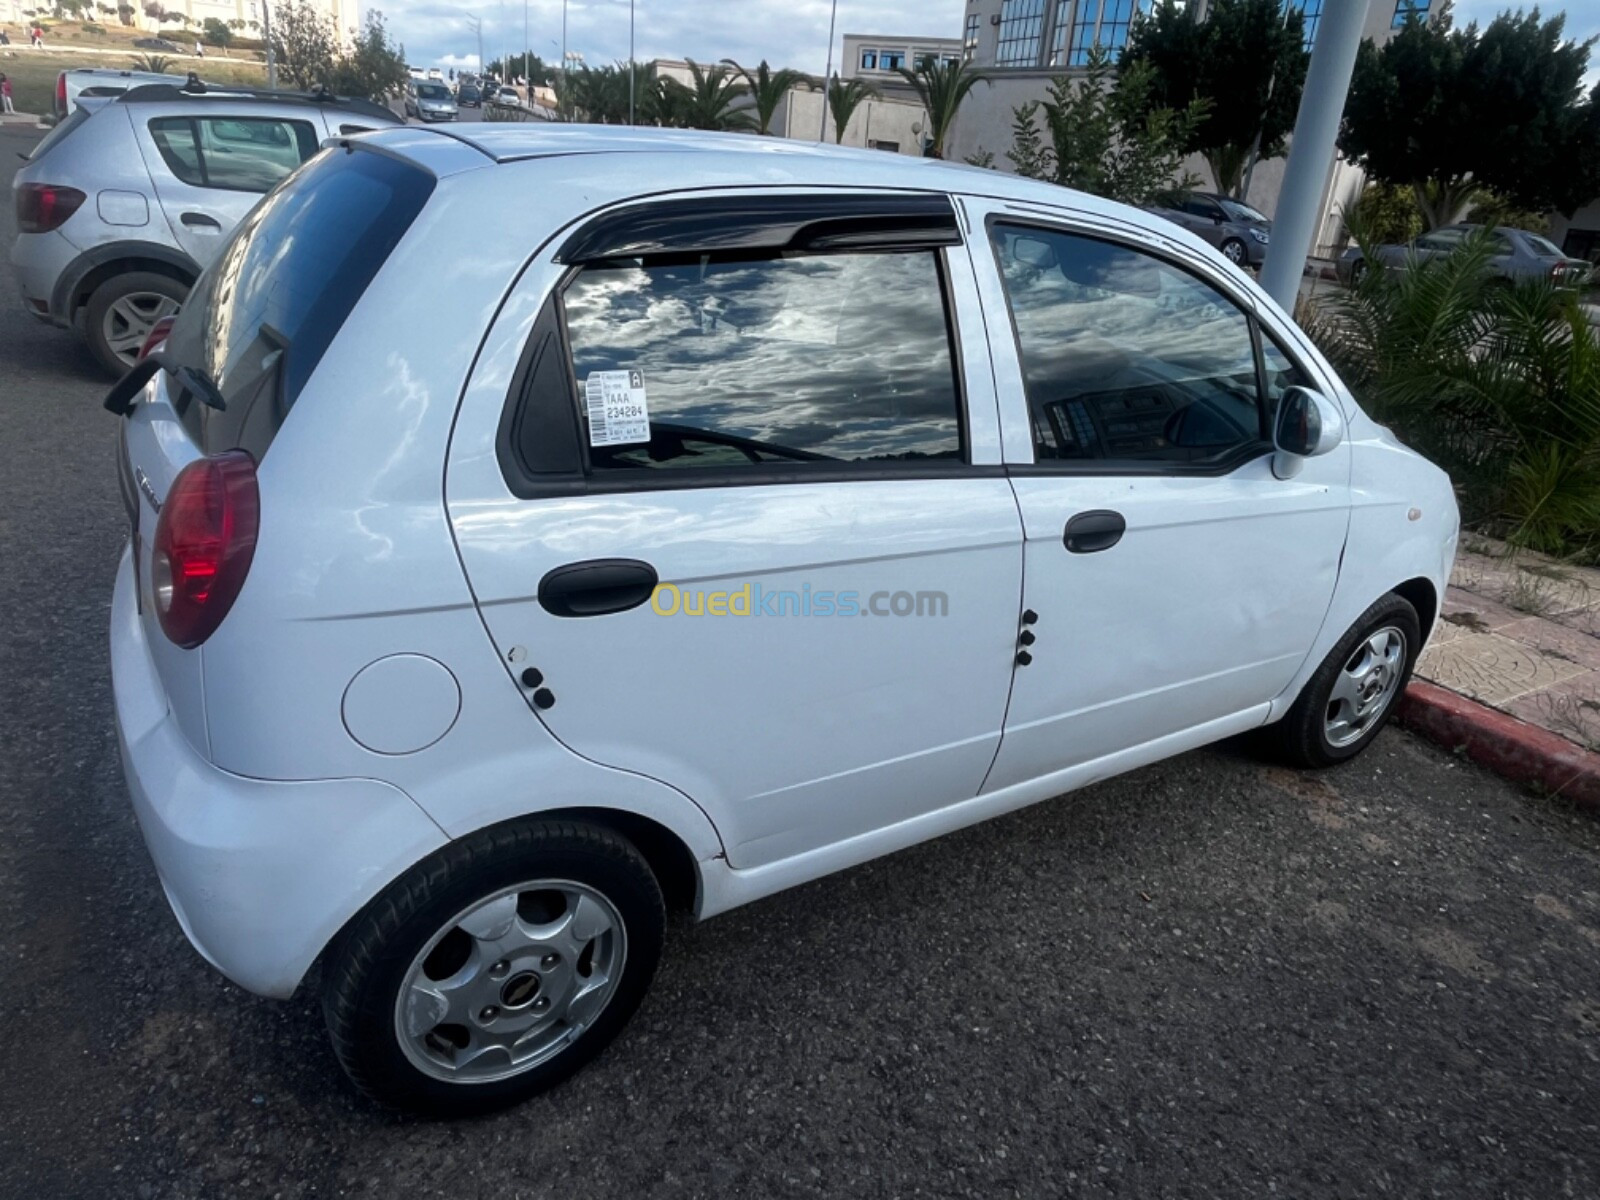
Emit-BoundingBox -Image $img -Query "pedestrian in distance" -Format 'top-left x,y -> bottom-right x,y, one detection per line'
195,39 -> 204,58
1,74 -> 13,114
31,24 -> 44,48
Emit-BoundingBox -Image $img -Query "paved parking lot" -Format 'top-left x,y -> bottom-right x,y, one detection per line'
2,123 -> 1599,1198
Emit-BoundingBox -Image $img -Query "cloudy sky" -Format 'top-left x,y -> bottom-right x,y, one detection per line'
379,0 -> 1598,87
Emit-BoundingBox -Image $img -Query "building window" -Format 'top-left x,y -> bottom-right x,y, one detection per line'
996,0 -> 1047,67
860,49 -> 877,70
881,50 -> 906,69
964,13 -> 980,61
1392,0 -> 1430,27
1282,1 -> 1322,50
1061,0 -> 1147,67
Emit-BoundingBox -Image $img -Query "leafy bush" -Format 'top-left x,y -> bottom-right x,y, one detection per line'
1352,180 -> 1422,247
1306,231 -> 1600,558
1003,46 -> 1207,205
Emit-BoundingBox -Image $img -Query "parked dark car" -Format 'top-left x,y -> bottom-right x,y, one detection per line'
133,37 -> 182,52
1337,224 -> 1594,289
1145,191 -> 1272,267
456,83 -> 481,107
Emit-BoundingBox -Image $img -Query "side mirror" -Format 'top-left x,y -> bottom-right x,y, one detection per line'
1272,386 -> 1345,479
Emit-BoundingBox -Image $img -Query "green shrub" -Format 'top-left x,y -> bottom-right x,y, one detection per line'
1351,180 -> 1423,247
1307,230 -> 1600,558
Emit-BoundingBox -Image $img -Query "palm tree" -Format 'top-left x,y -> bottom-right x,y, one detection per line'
666,59 -> 754,131
825,74 -> 878,144
894,57 -> 987,158
722,58 -> 814,135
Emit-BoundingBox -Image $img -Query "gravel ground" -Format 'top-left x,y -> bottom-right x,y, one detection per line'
2,124 -> 1599,1199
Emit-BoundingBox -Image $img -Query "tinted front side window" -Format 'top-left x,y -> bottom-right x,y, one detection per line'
991,224 -> 1268,467
149,116 -> 318,193
163,147 -> 435,458
562,250 -> 963,471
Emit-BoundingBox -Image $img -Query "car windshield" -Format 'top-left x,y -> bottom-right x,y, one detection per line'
1218,197 -> 1269,224
417,84 -> 449,99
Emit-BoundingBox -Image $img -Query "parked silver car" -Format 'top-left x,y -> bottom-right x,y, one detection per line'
404,81 -> 458,122
1145,191 -> 1272,268
53,66 -> 189,120
10,85 -> 399,375
1337,223 -> 1594,289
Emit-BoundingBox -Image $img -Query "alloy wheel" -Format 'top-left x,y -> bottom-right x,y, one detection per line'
102,291 -> 181,367
395,879 -> 627,1084
1324,626 -> 1407,748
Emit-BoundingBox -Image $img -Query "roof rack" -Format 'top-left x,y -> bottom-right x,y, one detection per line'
115,84 -> 399,126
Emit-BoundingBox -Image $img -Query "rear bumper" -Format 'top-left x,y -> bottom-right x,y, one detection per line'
110,546 -> 448,998
10,230 -> 76,326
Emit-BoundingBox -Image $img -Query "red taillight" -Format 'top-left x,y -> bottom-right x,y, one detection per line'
151,452 -> 259,649
16,183 -> 88,234
56,72 -> 67,116
138,315 -> 176,362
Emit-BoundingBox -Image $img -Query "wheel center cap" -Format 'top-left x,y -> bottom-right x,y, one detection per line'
500,971 -> 542,1009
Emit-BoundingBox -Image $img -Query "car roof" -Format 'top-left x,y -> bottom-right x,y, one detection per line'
364,123 -> 1109,207
116,84 -> 399,125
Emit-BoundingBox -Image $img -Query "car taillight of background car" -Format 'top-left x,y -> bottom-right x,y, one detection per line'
16,183 -> 88,234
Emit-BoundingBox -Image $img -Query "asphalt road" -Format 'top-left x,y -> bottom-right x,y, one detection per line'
3,123 -> 1599,1199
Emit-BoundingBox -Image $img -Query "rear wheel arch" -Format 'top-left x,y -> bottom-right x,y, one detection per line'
56,246 -> 199,322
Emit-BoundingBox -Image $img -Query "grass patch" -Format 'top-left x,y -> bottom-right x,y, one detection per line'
0,49 -> 266,116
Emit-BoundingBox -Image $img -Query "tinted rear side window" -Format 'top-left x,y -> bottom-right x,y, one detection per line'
164,147 -> 435,459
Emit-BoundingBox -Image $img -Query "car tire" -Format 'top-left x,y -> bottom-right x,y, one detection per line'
321,818 -> 666,1116
1268,593 -> 1422,769
84,271 -> 188,378
1220,238 -> 1247,265
1349,258 -> 1367,286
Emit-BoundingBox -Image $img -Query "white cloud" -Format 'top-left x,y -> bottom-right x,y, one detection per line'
378,0 -> 953,74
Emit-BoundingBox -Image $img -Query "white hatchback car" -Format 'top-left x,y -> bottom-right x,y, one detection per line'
108,125 -> 1458,1115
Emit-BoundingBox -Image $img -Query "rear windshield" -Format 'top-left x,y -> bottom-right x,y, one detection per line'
164,146 -> 435,458
28,106 -> 92,161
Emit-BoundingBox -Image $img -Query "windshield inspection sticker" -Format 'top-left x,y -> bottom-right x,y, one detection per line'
584,370 -> 651,446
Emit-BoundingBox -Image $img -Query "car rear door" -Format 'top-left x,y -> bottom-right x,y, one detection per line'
445,191 -> 1024,870
963,199 -> 1350,792
130,103 -> 326,265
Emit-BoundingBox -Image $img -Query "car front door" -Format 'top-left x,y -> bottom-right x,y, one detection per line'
132,108 -> 324,265
446,193 -> 1025,869
963,201 -> 1351,792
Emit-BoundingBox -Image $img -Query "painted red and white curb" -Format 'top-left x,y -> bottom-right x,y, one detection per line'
1398,680 -> 1600,814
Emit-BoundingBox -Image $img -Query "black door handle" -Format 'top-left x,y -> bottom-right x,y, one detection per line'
180,212 -> 221,229
1064,510 -> 1126,554
538,558 -> 659,617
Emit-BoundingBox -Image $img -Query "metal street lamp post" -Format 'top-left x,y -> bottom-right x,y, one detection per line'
818,0 -> 837,141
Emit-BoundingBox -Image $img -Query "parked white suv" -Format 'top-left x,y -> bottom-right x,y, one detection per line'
108,125 -> 1458,1115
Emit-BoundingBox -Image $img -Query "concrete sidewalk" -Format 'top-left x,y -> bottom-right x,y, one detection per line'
1417,537 -> 1600,753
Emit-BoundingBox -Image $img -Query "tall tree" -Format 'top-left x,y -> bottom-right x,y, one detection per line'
268,0 -> 336,90
328,11 -> 408,101
1007,47 -> 1206,206
825,74 -> 877,143
723,59 -> 813,135
1120,0 -> 1308,197
1341,7 -> 1600,228
665,60 -> 753,131
894,56 -> 987,158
